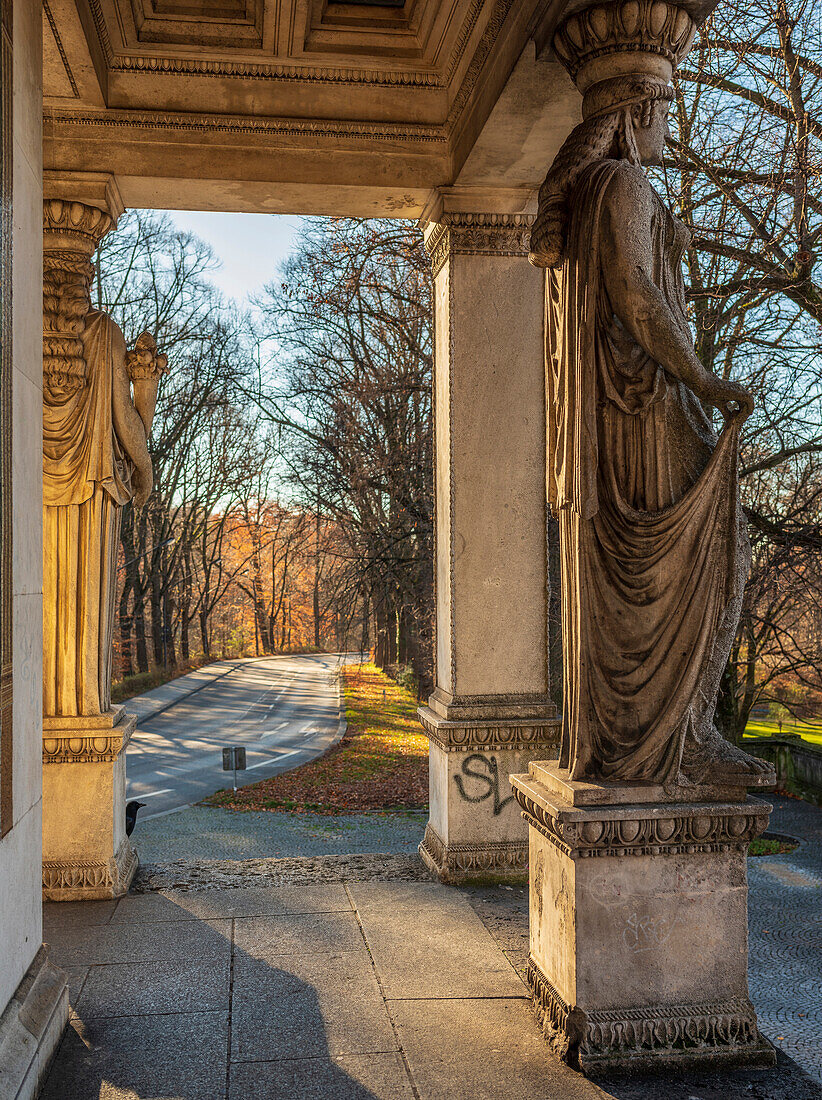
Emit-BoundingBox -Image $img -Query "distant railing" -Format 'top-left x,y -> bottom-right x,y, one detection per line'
749,737 -> 822,806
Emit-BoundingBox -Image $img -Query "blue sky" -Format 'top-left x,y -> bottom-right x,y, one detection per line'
164,211 -> 304,304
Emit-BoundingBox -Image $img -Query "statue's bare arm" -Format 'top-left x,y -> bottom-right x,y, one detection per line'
601,165 -> 753,423
110,321 -> 153,506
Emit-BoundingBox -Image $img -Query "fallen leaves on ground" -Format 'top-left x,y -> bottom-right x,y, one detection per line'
204,662 -> 428,815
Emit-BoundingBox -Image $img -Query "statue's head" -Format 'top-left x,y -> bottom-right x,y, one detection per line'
529,0 -> 698,268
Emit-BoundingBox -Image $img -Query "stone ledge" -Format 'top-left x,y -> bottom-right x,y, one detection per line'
43,837 -> 138,901
528,958 -> 776,1076
419,822 -> 527,883
42,711 -> 136,764
418,705 -> 560,753
511,771 -> 772,859
0,946 -> 68,1100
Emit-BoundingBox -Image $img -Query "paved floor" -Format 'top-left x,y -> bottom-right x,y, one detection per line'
131,806 -> 428,862
41,796 -> 822,1100
125,654 -> 346,819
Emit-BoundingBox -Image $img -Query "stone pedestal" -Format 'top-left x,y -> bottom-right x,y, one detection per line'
511,761 -> 777,1075
419,190 -> 559,882
42,708 -> 137,901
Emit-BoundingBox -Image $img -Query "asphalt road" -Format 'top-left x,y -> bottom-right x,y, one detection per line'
125,653 -> 345,819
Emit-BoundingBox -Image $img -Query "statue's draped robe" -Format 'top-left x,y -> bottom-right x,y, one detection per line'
43,312 -> 132,716
548,160 -> 748,784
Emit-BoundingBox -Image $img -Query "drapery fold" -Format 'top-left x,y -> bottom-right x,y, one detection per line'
548,161 -> 747,784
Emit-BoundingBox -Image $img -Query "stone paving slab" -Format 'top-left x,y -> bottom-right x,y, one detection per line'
228,1053 -> 416,1100
73,958 -> 231,1019
108,883 -> 353,923
233,911 -> 366,959
45,916 -> 232,966
349,881 -> 526,999
41,1011 -> 228,1100
389,996 -> 602,1100
231,950 -> 397,1062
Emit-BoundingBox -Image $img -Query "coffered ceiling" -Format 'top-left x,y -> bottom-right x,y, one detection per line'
42,0 -> 581,216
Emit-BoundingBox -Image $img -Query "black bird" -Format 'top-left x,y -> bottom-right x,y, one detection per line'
125,800 -> 146,837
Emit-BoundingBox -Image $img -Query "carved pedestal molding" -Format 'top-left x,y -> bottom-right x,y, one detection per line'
42,711 -> 138,901
511,762 -> 776,1074
418,187 -> 557,882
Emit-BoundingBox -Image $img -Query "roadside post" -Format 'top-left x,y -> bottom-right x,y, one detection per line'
222,746 -> 247,792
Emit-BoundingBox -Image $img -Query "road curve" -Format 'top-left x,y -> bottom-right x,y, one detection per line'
125,653 -> 346,820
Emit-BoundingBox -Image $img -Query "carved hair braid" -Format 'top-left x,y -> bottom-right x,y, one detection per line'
528,81 -> 671,269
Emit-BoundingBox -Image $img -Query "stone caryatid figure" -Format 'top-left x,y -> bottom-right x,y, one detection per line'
42,199 -> 165,718
528,0 -> 773,791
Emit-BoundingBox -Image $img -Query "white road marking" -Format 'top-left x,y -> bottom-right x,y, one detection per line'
245,750 -> 300,770
133,787 -> 174,798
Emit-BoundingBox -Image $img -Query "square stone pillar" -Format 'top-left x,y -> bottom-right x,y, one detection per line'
419,193 -> 559,883
511,762 -> 776,1075
42,709 -> 137,900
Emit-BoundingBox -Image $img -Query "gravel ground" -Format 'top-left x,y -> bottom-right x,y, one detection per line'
131,804 -> 428,862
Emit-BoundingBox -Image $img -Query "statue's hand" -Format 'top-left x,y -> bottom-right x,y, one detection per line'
700,376 -> 754,425
131,457 -> 153,508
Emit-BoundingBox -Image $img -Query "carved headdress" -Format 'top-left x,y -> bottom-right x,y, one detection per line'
529,0 -> 699,268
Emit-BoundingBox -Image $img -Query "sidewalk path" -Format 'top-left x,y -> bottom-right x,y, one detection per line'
41,796 -> 822,1099
131,806 -> 428,862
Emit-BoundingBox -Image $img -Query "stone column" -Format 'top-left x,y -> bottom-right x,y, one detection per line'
40,173 -> 161,901
418,192 -> 559,883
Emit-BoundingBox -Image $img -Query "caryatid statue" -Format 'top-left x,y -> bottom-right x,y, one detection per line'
528,0 -> 773,791
43,200 -> 166,718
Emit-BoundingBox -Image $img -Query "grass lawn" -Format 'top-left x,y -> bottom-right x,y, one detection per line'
204,661 -> 429,814
743,718 -> 822,748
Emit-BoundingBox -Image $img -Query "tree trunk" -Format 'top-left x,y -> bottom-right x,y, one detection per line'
200,607 -> 211,660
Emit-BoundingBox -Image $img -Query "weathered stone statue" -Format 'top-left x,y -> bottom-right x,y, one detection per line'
41,190 -> 166,899
511,0 -> 776,1074
527,6 -> 772,792
43,201 -> 163,717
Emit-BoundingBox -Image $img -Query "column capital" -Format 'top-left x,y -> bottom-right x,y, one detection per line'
423,211 -> 536,277
43,170 -> 125,225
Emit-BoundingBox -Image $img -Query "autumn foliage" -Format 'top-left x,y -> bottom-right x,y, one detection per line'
205,662 -> 428,814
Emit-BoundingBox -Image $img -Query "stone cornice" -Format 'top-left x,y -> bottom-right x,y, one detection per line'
106,54 -> 442,89
418,704 -> 558,752
43,107 -> 445,145
42,712 -> 136,764
424,212 -> 536,276
512,786 -> 771,859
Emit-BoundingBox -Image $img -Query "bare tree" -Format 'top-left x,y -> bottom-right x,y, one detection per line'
661,0 -> 822,737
